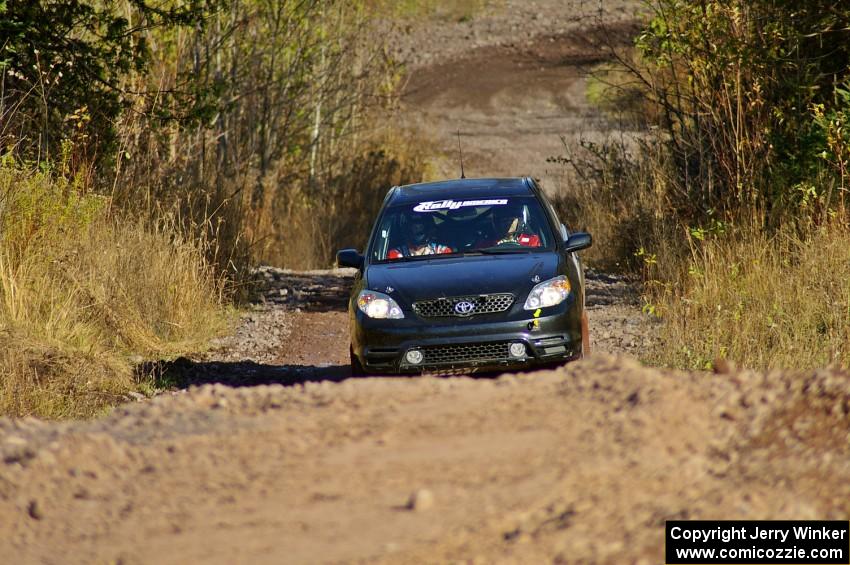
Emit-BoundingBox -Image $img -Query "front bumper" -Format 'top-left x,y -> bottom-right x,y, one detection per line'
350,300 -> 582,374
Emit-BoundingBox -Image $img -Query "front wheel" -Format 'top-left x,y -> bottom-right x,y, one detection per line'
580,311 -> 591,358
350,346 -> 366,376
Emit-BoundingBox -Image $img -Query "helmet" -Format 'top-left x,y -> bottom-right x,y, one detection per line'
492,202 -> 525,234
407,214 -> 433,244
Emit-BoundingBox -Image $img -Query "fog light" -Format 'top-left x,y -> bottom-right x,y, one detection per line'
405,349 -> 424,365
509,342 -> 527,358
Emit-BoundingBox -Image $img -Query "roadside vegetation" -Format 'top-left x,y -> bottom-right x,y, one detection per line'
0,0 -> 439,417
0,159 -> 229,418
556,1 -> 850,369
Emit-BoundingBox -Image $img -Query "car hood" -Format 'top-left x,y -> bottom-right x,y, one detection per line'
365,253 -> 560,304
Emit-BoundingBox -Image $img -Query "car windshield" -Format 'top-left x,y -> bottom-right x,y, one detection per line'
369,196 -> 555,262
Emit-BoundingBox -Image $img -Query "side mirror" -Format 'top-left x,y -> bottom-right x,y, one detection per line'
564,232 -> 592,253
337,248 -> 364,269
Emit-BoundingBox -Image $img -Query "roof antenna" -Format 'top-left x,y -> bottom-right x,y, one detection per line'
456,130 -> 466,179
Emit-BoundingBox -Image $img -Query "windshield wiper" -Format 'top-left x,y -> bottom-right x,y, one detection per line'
467,247 -> 533,255
381,247 -> 534,263
391,251 -> 465,262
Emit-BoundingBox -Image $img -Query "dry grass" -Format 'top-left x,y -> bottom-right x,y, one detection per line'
646,221 -> 850,370
0,161 -> 231,418
549,135 -> 677,272
260,133 -> 432,269
548,134 -> 850,372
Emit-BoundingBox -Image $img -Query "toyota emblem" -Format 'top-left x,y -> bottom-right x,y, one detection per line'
454,300 -> 476,316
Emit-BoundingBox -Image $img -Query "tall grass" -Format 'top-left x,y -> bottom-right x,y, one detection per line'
646,221 -> 850,370
552,132 -> 850,370
0,160 -> 230,418
263,134 -> 431,269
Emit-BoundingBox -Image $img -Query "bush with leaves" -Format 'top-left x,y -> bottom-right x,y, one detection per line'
0,0 -> 214,168
628,0 -> 850,223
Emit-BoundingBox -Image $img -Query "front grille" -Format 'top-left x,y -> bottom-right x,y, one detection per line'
413,294 -> 514,318
421,342 -> 510,364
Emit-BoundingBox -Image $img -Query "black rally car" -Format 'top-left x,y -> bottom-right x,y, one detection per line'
337,177 -> 591,375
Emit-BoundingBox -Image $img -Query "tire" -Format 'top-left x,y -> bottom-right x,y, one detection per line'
349,346 -> 366,377
579,311 -> 591,359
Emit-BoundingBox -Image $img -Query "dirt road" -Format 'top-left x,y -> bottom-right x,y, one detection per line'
398,0 -> 639,186
2,352 -> 849,564
2,2 -> 849,564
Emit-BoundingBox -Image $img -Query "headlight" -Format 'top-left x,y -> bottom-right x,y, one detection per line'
523,275 -> 571,310
357,290 -> 404,319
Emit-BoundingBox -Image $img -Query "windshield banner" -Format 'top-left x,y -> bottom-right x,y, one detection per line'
413,199 -> 508,212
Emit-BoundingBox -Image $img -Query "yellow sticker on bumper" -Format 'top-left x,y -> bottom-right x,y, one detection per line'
534,308 -> 542,318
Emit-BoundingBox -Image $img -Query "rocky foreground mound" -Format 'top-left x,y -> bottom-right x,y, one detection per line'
1,355 -> 848,564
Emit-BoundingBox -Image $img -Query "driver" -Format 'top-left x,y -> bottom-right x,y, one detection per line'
387,215 -> 453,259
477,203 -> 541,247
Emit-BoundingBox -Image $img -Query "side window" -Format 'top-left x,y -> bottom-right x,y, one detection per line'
522,203 -> 550,247
372,215 -> 394,261
539,193 -> 568,241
